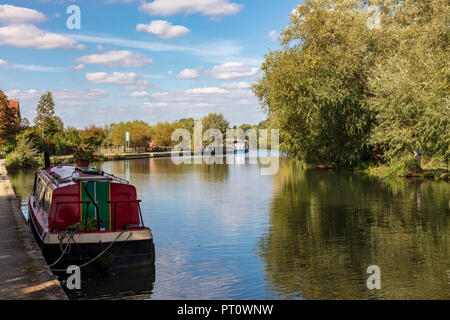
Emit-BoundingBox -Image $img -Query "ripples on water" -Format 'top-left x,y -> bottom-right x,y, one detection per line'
8,155 -> 450,300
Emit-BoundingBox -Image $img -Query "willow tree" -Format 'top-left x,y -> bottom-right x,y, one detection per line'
367,0 -> 449,162
254,0 -> 449,167
253,0 -> 378,168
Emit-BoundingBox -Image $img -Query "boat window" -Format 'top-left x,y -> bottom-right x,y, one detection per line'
36,177 -> 46,208
43,187 -> 52,213
43,187 -> 52,219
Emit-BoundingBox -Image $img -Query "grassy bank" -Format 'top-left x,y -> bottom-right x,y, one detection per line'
5,150 -> 449,182
49,151 -> 179,166
362,157 -> 449,181
4,151 -> 181,171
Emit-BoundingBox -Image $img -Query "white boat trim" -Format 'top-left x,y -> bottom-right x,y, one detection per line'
43,229 -> 152,245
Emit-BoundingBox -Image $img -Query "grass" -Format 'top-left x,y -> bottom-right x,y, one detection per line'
364,156 -> 449,181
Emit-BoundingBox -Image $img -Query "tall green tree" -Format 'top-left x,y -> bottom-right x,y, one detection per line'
79,125 -> 107,148
151,121 -> 177,147
108,120 -> 152,147
253,0 -> 449,167
367,0 -> 449,162
253,0 -> 376,168
201,113 -> 229,135
34,91 -> 63,139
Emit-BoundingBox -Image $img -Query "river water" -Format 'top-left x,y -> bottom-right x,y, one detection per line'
8,154 -> 450,299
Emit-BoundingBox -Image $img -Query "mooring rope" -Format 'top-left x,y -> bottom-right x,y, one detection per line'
77,231 -> 131,268
48,229 -> 132,270
48,227 -> 77,267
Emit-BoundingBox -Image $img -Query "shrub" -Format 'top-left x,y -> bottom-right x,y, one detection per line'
386,155 -> 422,178
5,136 -> 41,170
73,147 -> 98,162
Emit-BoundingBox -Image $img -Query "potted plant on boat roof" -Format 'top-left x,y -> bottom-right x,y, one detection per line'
73,147 -> 98,167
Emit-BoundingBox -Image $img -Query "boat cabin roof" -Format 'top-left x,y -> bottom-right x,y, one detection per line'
39,165 -> 129,188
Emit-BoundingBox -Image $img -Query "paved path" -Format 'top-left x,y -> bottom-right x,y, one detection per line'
0,160 -> 66,300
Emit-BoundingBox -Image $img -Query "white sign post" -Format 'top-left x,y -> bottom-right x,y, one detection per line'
125,132 -> 130,153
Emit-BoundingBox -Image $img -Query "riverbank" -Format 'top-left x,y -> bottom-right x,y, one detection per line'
0,160 -> 66,300
362,159 -> 449,181
50,151 -> 182,165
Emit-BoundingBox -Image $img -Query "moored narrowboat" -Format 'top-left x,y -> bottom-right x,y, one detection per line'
28,164 -> 155,273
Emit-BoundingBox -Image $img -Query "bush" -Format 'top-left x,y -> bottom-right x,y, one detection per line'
5,136 -> 41,170
386,155 -> 422,178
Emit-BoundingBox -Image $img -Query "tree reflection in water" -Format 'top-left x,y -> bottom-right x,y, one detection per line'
259,159 -> 449,299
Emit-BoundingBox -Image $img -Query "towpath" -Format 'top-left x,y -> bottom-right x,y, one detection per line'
0,160 -> 66,300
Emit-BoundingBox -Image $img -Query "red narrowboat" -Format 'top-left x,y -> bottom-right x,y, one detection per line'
28,164 -> 155,273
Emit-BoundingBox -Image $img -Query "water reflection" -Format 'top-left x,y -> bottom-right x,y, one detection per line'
259,159 -> 450,299
7,156 -> 450,300
56,266 -> 155,300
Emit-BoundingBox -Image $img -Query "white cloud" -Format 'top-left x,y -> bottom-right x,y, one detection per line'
168,70 -> 173,76
53,89 -> 108,102
86,72 -> 149,89
143,102 -> 169,108
129,86 -> 257,110
0,24 -> 84,50
5,89 -> 108,106
77,50 -> 154,67
139,0 -> 243,17
67,33 -> 250,64
10,64 -> 63,72
269,30 -> 279,41
220,81 -> 250,89
106,0 -> 140,3
0,58 -> 63,72
207,62 -> 259,80
185,87 -> 227,95
130,91 -> 151,98
176,68 -> 200,79
136,20 -> 190,39
73,63 -> 85,70
0,4 -> 46,24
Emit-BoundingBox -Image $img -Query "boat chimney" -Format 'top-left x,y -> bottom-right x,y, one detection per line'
44,151 -> 51,168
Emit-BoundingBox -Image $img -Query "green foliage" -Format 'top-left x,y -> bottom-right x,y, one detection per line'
79,124 -> 107,148
108,120 -> 152,147
253,0 -> 375,168
0,90 -> 20,146
73,147 -> 98,162
385,155 -> 423,178
367,0 -> 449,163
253,0 -> 449,168
201,113 -> 229,135
5,135 -> 41,170
34,92 -> 63,140
151,121 -> 177,147
71,217 -> 99,232
53,126 -> 80,155
176,118 -> 195,133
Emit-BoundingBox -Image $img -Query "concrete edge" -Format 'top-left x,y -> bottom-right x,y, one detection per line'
0,160 -> 67,300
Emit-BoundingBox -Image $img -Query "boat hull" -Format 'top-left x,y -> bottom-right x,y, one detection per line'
29,216 -> 155,273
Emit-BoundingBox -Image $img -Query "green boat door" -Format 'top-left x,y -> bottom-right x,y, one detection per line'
80,181 -> 111,230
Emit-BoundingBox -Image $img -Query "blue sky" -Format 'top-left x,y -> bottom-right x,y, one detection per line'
0,0 -> 300,128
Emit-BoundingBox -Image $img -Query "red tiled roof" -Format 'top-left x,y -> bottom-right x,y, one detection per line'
8,100 -> 19,109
